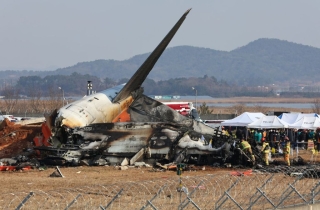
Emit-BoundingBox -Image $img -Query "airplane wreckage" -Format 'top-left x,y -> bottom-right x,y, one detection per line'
31,9 -> 238,167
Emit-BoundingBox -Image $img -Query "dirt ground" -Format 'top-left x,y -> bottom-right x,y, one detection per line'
0,165 -> 237,194
0,153 -> 317,194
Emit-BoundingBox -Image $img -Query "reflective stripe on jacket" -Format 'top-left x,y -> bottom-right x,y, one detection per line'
261,142 -> 270,153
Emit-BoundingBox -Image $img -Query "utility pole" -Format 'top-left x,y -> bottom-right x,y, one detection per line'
192,87 -> 197,109
58,87 -> 65,106
87,81 -> 93,96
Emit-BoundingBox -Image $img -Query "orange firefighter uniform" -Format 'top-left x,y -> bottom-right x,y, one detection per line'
261,142 -> 270,166
283,140 -> 290,166
240,139 -> 255,163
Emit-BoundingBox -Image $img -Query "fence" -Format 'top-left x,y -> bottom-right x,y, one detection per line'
2,167 -> 320,210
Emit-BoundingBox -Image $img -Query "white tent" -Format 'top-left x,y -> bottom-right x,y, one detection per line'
288,116 -> 320,129
279,113 -> 319,124
247,115 -> 289,129
221,112 -> 265,127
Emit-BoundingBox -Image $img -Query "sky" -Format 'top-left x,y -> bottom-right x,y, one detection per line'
1,0 -> 320,71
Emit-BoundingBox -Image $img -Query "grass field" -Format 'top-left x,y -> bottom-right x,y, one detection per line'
197,97 -> 317,103
161,97 -> 318,114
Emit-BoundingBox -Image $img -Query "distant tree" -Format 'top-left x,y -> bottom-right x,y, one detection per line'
198,102 -> 213,115
252,104 -> 268,114
0,98 -> 3,114
28,86 -> 43,113
210,76 -> 217,83
46,85 -> 63,113
142,79 -> 158,95
312,98 -> 320,114
1,86 -> 20,114
232,103 -> 246,116
16,75 -> 42,96
104,77 -> 117,89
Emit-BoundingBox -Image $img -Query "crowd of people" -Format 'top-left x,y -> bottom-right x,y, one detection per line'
221,126 -> 320,166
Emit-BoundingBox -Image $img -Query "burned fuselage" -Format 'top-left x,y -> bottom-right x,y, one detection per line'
38,94 -> 232,165
73,122 -> 231,164
35,9 -> 235,166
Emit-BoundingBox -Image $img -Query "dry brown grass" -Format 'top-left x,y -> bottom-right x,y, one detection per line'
162,97 -> 318,104
198,97 -> 317,103
212,106 -> 312,114
0,162 -> 318,209
161,97 -> 317,114
0,97 -> 317,116
0,148 -> 317,194
0,166 -> 230,193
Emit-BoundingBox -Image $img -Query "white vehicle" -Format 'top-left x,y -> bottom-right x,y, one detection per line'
0,115 -> 16,122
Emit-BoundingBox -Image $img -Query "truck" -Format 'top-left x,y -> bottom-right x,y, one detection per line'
162,102 -> 192,117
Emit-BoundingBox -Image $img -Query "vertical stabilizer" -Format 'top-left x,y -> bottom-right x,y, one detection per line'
112,9 -> 191,103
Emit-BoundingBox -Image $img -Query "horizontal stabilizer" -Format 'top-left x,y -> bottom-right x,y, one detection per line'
112,8 -> 191,103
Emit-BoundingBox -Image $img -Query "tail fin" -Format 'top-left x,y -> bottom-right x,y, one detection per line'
112,8 -> 191,103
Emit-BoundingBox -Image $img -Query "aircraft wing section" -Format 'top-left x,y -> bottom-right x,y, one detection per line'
112,8 -> 191,103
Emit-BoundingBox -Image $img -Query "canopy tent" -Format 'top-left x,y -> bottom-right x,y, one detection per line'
247,115 -> 289,129
221,112 -> 265,127
288,116 -> 320,129
279,113 -> 319,124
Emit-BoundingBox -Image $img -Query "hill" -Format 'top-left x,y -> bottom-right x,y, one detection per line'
1,38 -> 320,86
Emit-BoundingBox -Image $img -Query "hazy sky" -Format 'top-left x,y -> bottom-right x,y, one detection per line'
1,1 -> 320,71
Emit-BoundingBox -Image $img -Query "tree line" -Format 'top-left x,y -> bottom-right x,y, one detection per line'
2,72 -> 320,100
1,73 -> 280,98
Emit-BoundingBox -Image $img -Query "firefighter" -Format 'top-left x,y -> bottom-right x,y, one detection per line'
261,141 -> 270,166
316,128 -> 320,152
240,139 -> 255,164
283,137 -> 290,166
